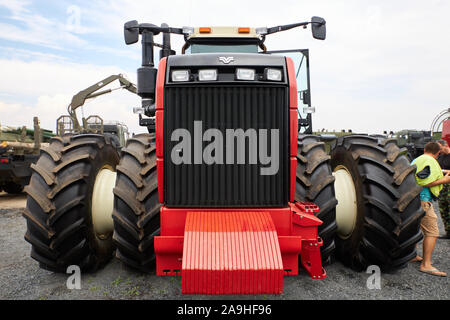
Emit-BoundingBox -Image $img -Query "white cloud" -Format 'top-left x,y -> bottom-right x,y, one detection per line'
0,58 -> 143,135
0,0 -> 29,14
0,46 -> 68,62
0,1 -> 86,50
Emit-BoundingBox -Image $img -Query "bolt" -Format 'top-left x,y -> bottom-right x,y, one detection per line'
318,276 -> 321,279
314,243 -> 317,247
300,216 -> 303,219
313,276 -> 316,279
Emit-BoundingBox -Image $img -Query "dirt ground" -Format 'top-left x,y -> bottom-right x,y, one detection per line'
0,192 -> 26,209
0,191 -> 448,300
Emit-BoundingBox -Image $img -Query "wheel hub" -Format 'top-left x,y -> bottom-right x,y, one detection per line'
92,167 -> 117,239
332,165 -> 358,239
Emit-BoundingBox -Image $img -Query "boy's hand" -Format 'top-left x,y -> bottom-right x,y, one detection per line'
444,175 -> 450,184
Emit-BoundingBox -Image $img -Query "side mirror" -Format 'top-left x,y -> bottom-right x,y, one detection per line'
124,20 -> 139,45
311,16 -> 326,40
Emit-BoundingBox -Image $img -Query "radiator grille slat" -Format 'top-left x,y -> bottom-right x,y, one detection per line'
164,85 -> 289,207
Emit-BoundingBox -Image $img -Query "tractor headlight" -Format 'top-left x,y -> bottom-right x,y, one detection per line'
172,70 -> 191,82
198,69 -> 218,81
236,68 -> 255,81
264,68 -> 282,81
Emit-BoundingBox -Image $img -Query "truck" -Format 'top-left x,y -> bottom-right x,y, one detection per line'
391,130 -> 433,161
23,17 -> 424,295
386,108 -> 450,160
0,117 -> 53,194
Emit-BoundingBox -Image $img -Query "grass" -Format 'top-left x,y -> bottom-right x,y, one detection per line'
125,286 -> 141,297
38,293 -> 49,300
89,286 -> 99,292
111,276 -> 122,286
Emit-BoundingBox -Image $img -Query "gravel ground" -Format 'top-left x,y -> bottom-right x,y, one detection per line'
0,193 -> 448,300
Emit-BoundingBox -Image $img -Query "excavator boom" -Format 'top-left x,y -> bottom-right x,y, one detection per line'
64,74 -> 137,132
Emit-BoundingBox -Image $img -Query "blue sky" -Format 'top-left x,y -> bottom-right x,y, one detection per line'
0,0 -> 139,69
0,0 -> 449,135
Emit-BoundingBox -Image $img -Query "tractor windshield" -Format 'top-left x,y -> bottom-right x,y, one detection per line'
188,43 -> 259,54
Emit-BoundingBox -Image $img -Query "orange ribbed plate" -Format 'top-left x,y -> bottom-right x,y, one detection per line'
182,211 -> 283,295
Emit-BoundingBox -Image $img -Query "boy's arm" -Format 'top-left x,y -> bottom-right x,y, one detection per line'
425,172 -> 450,187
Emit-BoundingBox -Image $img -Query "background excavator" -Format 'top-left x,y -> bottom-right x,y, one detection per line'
1,74 -> 137,195
56,73 -> 137,148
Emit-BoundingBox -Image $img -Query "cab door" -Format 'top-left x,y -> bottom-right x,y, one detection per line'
266,49 -> 313,134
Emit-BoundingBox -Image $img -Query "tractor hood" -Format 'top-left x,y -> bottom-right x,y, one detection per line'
165,53 -> 288,85
167,52 -> 285,67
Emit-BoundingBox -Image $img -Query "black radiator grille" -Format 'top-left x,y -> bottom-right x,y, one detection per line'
163,85 -> 289,207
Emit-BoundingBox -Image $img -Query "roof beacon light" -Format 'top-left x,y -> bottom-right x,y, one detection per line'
199,27 -> 211,34
238,27 -> 250,34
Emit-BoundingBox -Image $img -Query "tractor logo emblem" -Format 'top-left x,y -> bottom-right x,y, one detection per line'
218,56 -> 234,64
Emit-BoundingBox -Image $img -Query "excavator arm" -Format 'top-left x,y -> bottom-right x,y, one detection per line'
68,74 -> 137,131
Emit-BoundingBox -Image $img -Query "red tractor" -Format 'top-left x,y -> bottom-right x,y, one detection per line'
23,17 -> 424,294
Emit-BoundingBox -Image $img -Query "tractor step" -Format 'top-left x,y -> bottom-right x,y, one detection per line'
181,211 -> 283,295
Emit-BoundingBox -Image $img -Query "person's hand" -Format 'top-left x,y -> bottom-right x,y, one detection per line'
444,174 -> 450,184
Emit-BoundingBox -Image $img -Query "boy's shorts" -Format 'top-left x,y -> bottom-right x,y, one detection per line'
420,201 -> 440,237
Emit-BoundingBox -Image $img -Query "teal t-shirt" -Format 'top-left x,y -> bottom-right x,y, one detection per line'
419,186 -> 433,202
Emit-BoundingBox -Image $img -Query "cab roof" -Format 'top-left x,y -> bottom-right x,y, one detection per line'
187,26 -> 262,40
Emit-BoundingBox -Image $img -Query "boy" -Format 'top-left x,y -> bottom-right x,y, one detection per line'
411,142 -> 449,277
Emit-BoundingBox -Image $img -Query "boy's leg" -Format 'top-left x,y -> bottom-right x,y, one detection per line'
420,201 -> 447,276
421,236 -> 437,269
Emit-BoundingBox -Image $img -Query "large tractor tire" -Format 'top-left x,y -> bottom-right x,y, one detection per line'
4,182 -> 24,194
296,135 -> 338,264
112,133 -> 161,273
24,134 -> 120,272
330,135 -> 424,272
